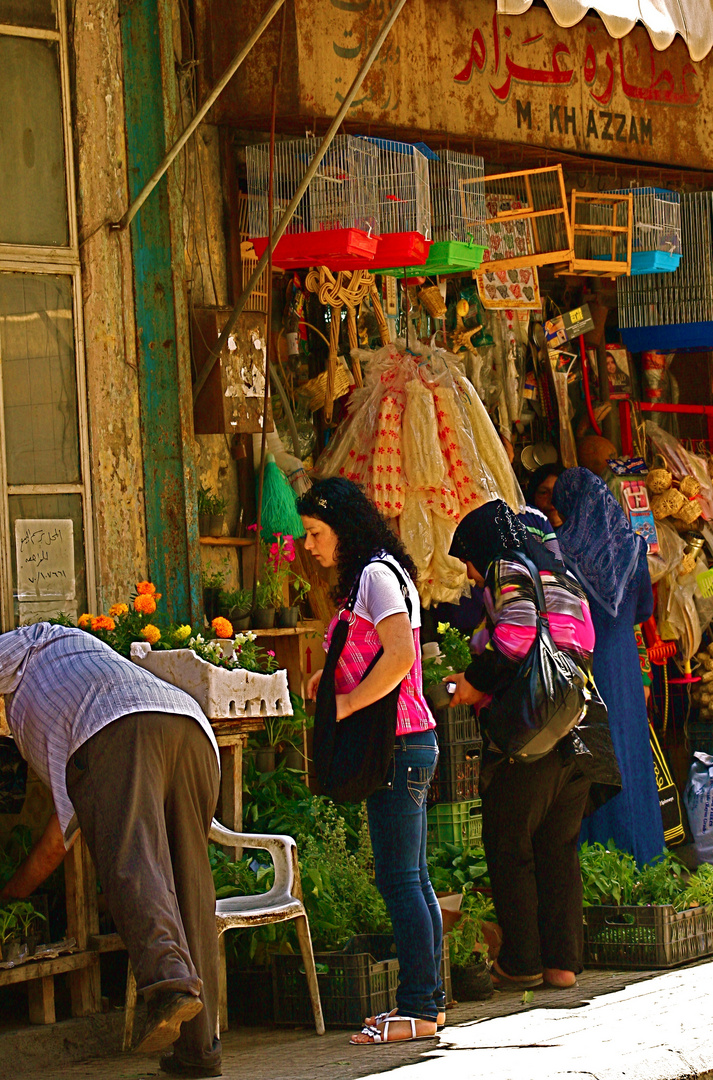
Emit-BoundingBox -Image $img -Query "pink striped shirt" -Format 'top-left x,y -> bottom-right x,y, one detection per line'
324,611 -> 435,735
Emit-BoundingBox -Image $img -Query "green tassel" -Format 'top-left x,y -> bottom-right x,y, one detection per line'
258,453 -> 305,542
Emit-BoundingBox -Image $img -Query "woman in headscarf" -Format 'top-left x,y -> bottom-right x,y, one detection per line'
553,468 -> 664,867
447,500 -> 620,992
526,463 -> 565,530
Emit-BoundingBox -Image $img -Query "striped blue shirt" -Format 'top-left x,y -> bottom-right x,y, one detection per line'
0,623 -> 220,840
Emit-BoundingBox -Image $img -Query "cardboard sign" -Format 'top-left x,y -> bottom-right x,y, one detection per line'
15,519 -> 75,601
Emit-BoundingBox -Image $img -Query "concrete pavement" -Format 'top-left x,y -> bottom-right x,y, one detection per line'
7,960 -> 713,1079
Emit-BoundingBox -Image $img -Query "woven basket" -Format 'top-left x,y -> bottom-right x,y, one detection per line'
297,361 -> 352,413
419,286 -> 447,319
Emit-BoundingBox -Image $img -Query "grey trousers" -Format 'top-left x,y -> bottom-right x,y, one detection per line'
66,711 -> 221,1066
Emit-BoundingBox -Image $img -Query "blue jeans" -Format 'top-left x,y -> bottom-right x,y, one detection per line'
366,729 -> 443,1022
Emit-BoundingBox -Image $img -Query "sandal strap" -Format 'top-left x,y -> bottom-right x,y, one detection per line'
383,1017 -> 417,1041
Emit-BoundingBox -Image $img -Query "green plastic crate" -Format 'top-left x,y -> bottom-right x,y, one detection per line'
427,799 -> 482,854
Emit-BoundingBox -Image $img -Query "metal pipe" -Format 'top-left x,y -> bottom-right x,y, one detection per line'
192,0 -> 410,406
111,0 -> 288,232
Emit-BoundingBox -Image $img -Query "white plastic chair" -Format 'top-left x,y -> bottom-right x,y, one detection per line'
123,819 -> 325,1049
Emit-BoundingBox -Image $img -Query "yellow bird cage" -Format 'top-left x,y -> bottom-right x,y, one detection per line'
557,190 -> 633,277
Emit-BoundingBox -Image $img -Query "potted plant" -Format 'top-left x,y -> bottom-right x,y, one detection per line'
278,694 -> 312,771
280,570 -> 311,629
202,569 -> 225,624
448,890 -> 494,1001
423,623 -> 473,710
198,484 -> 212,537
0,906 -> 19,963
10,900 -> 45,957
209,492 -> 227,538
253,579 -> 278,628
223,587 -> 252,631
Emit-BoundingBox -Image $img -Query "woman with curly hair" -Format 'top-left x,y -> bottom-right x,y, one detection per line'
296,477 -> 442,1047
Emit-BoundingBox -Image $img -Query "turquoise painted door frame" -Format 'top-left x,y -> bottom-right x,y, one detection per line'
119,0 -> 203,623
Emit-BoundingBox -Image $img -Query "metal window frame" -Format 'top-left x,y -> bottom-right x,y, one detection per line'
0,0 -> 95,629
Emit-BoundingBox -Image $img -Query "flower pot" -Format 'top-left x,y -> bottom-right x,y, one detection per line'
451,959 -> 493,1002
198,513 -> 211,537
209,513 -> 225,538
427,682 -> 454,711
277,605 -> 300,629
230,607 -> 252,631
252,606 -> 276,629
1,939 -> 22,963
256,746 -> 276,773
203,587 -> 221,623
281,746 -> 305,771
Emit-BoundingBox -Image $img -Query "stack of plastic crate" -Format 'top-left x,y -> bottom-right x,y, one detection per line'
426,704 -> 483,854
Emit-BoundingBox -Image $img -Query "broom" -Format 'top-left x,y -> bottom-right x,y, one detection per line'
257,453 -> 305,543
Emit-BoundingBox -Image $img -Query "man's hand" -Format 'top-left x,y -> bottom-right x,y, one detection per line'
307,669 -> 323,701
0,813 -> 69,901
448,673 -> 485,708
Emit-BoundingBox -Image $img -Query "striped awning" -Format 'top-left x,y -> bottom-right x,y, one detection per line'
496,1 -> 713,62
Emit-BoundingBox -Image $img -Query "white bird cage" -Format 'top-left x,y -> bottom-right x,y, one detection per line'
360,137 -> 432,269
246,135 -> 381,269
606,187 -> 681,274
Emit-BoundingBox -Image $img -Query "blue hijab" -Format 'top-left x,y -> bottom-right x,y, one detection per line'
553,468 -> 643,618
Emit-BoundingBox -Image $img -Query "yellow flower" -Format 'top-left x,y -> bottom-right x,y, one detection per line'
134,594 -> 157,615
174,624 -> 192,642
78,614 -> 94,628
91,615 -> 116,632
436,622 -> 450,635
109,602 -> 129,618
141,624 -> 161,645
211,616 -> 233,639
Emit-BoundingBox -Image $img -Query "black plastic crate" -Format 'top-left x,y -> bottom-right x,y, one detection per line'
686,720 -> 713,756
429,738 -> 482,804
272,934 -> 452,1027
432,704 -> 480,745
583,902 -> 713,969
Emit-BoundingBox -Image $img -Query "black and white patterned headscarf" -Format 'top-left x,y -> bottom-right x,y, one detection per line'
449,499 -> 561,577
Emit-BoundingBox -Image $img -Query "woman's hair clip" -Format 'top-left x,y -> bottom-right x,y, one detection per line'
315,495 -> 328,509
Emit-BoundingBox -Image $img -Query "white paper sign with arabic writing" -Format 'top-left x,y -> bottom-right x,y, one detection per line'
15,519 -> 75,601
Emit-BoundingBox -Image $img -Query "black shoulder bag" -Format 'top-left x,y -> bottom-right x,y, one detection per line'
485,551 -> 589,763
313,560 -> 412,803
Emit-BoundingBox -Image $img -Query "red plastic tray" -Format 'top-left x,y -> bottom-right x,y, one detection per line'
251,229 -> 378,269
372,231 -> 431,270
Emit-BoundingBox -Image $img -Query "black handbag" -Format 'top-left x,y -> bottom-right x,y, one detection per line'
485,551 -> 589,763
313,559 -> 412,803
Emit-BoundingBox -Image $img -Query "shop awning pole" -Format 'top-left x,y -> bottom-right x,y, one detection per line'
111,0 -> 288,233
192,0 -> 410,407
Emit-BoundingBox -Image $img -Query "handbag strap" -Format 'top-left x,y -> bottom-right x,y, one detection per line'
343,557 -> 413,622
503,549 -> 564,655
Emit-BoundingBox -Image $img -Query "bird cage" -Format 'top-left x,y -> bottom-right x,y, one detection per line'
362,137 -> 432,270
606,187 -> 681,275
246,135 -> 380,270
617,191 -> 713,351
561,191 -> 632,277
374,148 -> 486,278
477,165 -> 572,272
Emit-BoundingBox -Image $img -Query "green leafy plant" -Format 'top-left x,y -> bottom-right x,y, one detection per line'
673,863 -> 713,911
208,845 -> 273,901
222,587 -> 252,614
202,569 -> 226,591
211,493 -> 227,516
0,907 -> 18,946
184,631 -> 277,675
448,891 -> 495,968
578,842 -> 638,907
631,850 -> 688,907
422,622 -> 472,689
8,900 -> 45,937
198,485 -> 226,516
427,843 -> 490,894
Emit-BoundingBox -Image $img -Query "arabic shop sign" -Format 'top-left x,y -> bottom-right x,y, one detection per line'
294,0 -> 708,169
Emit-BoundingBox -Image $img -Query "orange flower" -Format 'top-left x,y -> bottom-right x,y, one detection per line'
134,594 -> 157,615
211,616 -> 233,639
91,615 -> 116,632
78,614 -> 94,628
136,581 -> 157,595
109,602 -> 128,618
141,624 -> 161,645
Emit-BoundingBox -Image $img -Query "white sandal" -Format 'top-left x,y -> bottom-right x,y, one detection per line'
365,1008 -> 446,1031
350,1015 -> 439,1045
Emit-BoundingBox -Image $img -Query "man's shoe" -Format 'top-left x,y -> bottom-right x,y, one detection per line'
160,1051 -> 222,1077
133,991 -> 203,1054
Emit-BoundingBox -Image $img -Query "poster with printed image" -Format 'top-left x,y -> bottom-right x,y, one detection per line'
586,344 -> 633,400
